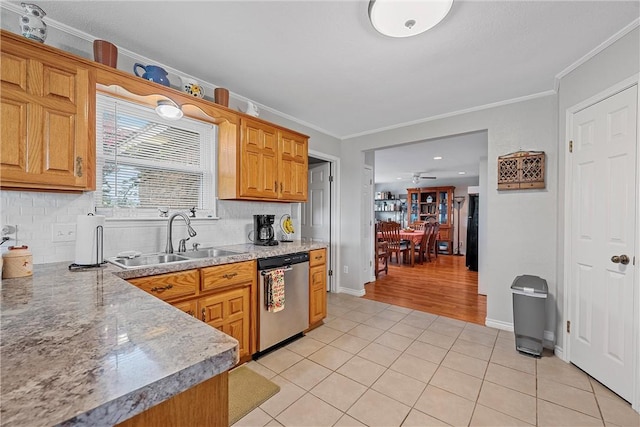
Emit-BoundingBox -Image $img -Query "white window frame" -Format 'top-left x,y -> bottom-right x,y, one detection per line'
95,94 -> 218,219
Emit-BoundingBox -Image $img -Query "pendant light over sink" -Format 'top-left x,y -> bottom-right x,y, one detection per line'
368,0 -> 453,38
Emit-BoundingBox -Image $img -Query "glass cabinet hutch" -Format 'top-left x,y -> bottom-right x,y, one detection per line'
407,186 -> 455,254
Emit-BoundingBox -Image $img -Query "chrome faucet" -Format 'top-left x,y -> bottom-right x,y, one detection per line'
165,212 -> 197,254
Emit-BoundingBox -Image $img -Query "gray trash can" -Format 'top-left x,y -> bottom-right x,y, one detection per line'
511,274 -> 548,357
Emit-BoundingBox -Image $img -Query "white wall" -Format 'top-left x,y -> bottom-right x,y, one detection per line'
341,95 -> 558,334
555,27 -> 640,350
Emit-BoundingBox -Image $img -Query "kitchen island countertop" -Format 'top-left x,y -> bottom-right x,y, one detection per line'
0,240 -> 327,426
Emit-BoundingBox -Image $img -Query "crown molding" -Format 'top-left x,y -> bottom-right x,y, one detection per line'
341,90 -> 556,140
554,18 -> 640,91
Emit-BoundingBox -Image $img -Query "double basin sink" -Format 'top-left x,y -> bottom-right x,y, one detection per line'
108,248 -> 241,269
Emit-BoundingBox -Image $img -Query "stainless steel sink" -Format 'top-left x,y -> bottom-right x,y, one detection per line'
108,253 -> 190,269
177,248 -> 240,259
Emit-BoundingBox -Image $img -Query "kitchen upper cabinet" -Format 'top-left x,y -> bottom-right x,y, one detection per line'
239,117 -> 279,199
0,31 -> 95,191
219,116 -> 309,202
278,129 -> 308,202
308,248 -> 327,328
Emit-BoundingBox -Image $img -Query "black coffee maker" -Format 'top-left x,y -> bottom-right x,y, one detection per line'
253,214 -> 278,246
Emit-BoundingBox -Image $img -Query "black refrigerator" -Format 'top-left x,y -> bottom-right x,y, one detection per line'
466,194 -> 479,271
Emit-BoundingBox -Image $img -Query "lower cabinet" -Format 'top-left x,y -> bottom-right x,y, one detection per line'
308,249 -> 327,328
199,286 -> 251,360
172,299 -> 198,318
127,260 -> 257,364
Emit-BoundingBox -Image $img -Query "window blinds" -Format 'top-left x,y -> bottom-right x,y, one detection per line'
96,94 -> 216,212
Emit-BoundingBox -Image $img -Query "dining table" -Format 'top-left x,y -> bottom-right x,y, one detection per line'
377,229 -> 425,267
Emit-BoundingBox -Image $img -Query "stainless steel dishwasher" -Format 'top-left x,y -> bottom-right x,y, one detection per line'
257,252 -> 309,353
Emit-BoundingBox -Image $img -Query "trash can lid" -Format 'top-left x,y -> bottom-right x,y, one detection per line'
511,274 -> 548,294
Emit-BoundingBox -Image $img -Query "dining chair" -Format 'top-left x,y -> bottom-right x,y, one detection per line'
379,221 -> 410,264
375,240 -> 389,278
410,220 -> 426,230
427,222 -> 440,261
412,224 -> 430,264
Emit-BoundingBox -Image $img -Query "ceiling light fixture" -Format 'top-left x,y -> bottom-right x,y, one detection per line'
368,0 -> 453,38
458,171 -> 466,175
155,99 -> 183,121
433,156 -> 443,160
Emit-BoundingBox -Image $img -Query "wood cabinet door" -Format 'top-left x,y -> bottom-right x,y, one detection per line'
240,118 -> 278,199
278,130 -> 308,201
173,299 -> 198,318
309,264 -> 327,325
199,286 -> 251,359
0,40 -> 94,190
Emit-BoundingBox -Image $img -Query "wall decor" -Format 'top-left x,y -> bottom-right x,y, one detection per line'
214,87 -> 229,107
20,3 -> 47,43
182,78 -> 205,98
497,150 -> 545,190
93,39 -> 118,68
133,63 -> 170,87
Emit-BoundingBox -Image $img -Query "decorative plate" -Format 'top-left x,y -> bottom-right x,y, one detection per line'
183,81 -> 205,98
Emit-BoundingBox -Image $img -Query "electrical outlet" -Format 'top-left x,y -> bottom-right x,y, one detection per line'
343,265 -> 348,274
52,224 -> 76,242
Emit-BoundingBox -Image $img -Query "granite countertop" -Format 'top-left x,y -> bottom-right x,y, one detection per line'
113,240 -> 328,280
0,240 -> 327,427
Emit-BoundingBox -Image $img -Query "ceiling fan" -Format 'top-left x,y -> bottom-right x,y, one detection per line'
411,172 -> 437,184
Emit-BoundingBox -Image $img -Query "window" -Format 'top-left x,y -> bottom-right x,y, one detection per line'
96,94 -> 217,217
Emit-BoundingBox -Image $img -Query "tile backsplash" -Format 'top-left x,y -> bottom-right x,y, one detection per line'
1,191 -> 293,265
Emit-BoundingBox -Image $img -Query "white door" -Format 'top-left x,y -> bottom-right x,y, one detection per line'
301,162 -> 331,290
569,84 -> 637,402
362,166 -> 374,282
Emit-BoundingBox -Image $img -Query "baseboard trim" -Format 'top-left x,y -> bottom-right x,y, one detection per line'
485,318 -> 555,349
337,287 -> 365,297
485,318 -> 513,331
554,345 -> 564,360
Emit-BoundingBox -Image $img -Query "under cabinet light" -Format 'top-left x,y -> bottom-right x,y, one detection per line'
155,99 -> 183,121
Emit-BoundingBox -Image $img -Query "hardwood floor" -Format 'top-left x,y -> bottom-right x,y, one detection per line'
362,254 -> 486,325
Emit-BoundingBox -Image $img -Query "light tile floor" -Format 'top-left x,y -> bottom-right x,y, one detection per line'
233,293 -> 640,427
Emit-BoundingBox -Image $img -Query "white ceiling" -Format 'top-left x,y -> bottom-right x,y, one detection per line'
374,131 -> 487,185
13,1 -> 638,186
29,1 -> 638,140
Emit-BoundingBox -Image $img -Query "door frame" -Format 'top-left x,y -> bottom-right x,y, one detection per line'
308,149 -> 340,293
562,74 -> 640,411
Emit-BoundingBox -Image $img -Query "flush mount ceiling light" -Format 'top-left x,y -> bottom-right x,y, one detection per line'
368,0 -> 453,38
155,99 -> 183,121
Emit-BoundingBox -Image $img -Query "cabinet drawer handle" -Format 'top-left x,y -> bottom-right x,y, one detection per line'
315,255 -> 322,260
150,284 -> 173,292
76,156 -> 83,177
222,272 -> 238,279
201,308 -> 206,322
